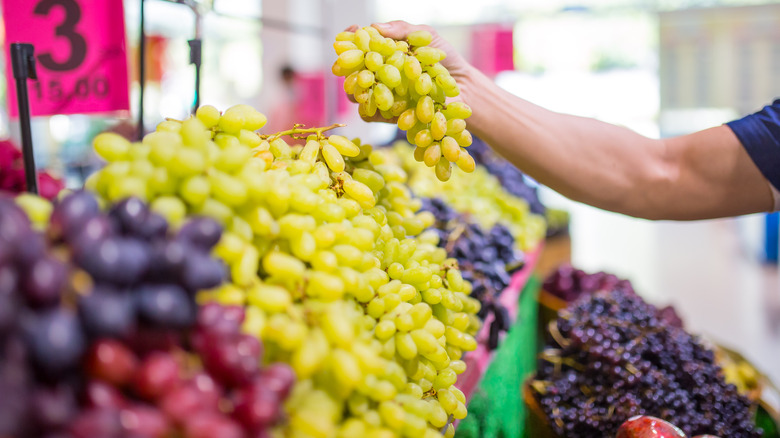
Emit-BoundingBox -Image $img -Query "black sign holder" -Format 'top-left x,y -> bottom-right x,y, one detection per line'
10,43 -> 39,195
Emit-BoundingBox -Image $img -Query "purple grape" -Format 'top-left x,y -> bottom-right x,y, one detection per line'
78,285 -> 137,338
108,197 -> 150,236
70,216 -> 117,255
176,217 -> 223,250
181,252 -> 226,292
135,211 -> 168,241
22,254 -> 68,307
76,237 -> 150,285
0,377 -> 30,436
30,384 -> 78,432
74,238 -> 123,283
0,287 -> 19,335
147,239 -> 188,280
115,238 -> 152,284
50,190 -> 100,241
135,284 -> 195,329
24,308 -> 86,375
0,199 -> 33,247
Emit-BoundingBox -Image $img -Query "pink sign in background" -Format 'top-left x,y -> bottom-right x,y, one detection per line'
470,25 -> 515,77
3,0 -> 130,117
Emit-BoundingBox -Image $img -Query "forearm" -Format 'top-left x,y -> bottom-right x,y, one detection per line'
459,67 -> 773,220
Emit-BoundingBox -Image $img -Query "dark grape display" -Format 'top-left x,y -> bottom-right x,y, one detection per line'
543,264 -> 635,302
0,193 -> 293,437
532,290 -> 760,438
543,265 -> 684,328
466,135 -> 545,216
420,197 -> 524,349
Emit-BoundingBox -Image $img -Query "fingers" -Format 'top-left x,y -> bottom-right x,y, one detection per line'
344,24 -> 358,32
370,20 -> 431,40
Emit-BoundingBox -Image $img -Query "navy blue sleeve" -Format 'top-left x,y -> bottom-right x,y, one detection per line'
726,99 -> 780,191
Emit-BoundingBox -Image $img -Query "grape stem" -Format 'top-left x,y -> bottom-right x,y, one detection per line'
262,123 -> 346,141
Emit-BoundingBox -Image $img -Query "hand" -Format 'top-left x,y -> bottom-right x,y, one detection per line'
344,21 -> 478,123
370,21 -> 471,82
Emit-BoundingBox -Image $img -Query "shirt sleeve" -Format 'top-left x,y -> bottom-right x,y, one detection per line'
726,99 -> 780,211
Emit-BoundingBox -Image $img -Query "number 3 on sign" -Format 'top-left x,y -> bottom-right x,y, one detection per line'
2,0 -> 130,117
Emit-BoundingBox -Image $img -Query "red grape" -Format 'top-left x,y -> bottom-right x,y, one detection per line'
119,403 -> 171,438
133,352 -> 181,400
85,339 -> 139,387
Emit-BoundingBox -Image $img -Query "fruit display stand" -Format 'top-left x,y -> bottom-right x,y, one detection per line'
454,244 -> 543,437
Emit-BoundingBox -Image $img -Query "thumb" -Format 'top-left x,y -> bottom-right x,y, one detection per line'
371,20 -> 427,40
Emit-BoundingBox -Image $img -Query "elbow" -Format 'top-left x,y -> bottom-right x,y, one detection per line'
619,140 -> 682,220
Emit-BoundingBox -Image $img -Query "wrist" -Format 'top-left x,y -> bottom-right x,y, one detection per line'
456,65 -> 493,138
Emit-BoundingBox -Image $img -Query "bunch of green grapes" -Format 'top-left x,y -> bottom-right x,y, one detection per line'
387,142 -> 546,252
332,26 -> 475,182
85,105 -> 481,437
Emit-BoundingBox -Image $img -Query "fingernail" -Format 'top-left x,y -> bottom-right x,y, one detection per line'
372,22 -> 389,29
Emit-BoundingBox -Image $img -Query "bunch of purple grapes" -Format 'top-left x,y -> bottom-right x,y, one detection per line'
543,264 -> 635,302
533,290 -> 761,438
420,197 -> 525,349
465,135 -> 545,216
0,192 -> 293,437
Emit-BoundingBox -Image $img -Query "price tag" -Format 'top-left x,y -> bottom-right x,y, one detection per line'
2,0 -> 130,117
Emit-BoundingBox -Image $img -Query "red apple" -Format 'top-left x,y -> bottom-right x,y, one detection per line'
617,416 -> 686,438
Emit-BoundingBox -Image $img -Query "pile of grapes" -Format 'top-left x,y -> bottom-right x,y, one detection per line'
78,103 -> 484,437
419,197 -> 525,349
532,290 -> 761,438
542,265 -> 683,328
543,264 -> 635,302
392,142 -> 546,252
0,140 -> 63,200
0,193 -> 293,437
333,27 -> 475,181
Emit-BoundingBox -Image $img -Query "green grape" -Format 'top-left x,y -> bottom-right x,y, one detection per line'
338,49 -> 366,70
93,132 -> 130,162
365,51 -> 384,71
373,83 -> 394,112
415,96 -> 434,124
454,129 -> 473,147
422,144 -> 441,167
334,40 -> 358,54
413,73 -> 433,95
414,130 -> 433,149
344,71 -> 360,94
440,136 -> 460,163
150,196 -> 186,224
407,30 -> 433,47
357,70 -> 375,88
430,112 -> 447,141
377,65 -> 402,88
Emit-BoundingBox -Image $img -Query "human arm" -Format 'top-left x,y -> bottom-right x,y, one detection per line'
372,21 -> 775,221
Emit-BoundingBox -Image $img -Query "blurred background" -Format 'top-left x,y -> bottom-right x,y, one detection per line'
1,0 -> 778,382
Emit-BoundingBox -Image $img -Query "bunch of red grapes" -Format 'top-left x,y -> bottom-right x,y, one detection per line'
0,192 -> 293,438
0,140 -> 63,200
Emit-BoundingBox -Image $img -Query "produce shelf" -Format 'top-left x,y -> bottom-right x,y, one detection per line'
455,243 -> 543,402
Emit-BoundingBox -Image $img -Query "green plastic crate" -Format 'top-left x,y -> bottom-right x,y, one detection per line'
456,276 -> 541,438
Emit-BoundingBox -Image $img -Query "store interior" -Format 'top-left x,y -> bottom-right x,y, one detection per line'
0,0 -> 779,437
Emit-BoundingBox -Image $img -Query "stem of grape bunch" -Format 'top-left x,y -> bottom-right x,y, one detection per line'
262,123 -> 346,141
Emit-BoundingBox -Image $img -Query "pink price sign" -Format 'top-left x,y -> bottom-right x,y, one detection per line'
2,0 -> 130,117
